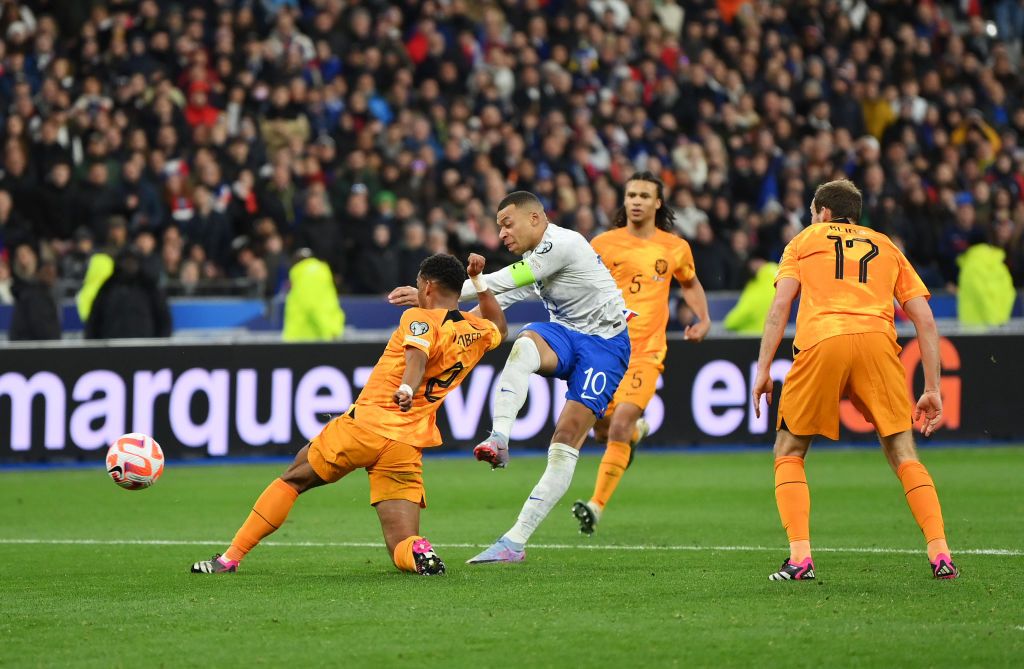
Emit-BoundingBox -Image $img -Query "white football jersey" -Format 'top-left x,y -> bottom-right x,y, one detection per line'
461,224 -> 628,338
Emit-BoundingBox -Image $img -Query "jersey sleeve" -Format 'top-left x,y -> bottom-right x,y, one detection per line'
398,308 -> 438,354
590,233 -> 610,264
483,319 -> 503,351
673,239 -> 696,283
775,237 -> 801,285
494,284 -> 536,309
893,246 -> 930,305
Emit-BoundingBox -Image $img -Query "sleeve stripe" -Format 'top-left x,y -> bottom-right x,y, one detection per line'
404,336 -> 431,348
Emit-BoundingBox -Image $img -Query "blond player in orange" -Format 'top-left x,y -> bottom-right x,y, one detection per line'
752,179 -> 958,581
572,171 -> 710,535
191,253 -> 506,576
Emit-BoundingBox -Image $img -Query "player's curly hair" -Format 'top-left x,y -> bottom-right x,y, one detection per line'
612,171 -> 675,231
419,253 -> 468,294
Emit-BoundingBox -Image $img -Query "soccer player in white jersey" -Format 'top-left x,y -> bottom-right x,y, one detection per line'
393,190 -> 631,563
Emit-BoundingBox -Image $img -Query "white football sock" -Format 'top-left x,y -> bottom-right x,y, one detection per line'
491,336 -> 541,440
504,443 -> 579,546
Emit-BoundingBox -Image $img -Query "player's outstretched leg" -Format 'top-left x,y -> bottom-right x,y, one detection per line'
577,406 -> 649,536
191,446 -> 324,574
191,477 -> 299,574
467,442 -> 580,564
883,431 -> 959,579
899,459 -> 958,579
474,336 -> 542,468
770,430 -> 815,581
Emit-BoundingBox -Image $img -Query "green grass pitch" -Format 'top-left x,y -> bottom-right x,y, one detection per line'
2,447 -> 1022,668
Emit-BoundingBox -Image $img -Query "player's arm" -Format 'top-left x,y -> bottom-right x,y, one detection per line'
752,277 -> 800,418
460,238 -> 573,303
393,347 -> 428,412
903,296 -> 943,436
467,253 -> 508,341
393,309 -> 438,411
458,260 -> 533,304
679,276 -> 711,342
674,241 -> 710,341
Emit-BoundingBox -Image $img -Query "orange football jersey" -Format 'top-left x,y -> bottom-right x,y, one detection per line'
776,221 -> 930,351
354,307 -> 502,447
591,227 -> 696,363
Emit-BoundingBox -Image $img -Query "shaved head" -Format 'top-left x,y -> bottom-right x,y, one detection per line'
498,190 -> 543,212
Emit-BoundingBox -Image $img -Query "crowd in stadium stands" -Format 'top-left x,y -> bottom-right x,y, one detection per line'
1,0 -> 1024,332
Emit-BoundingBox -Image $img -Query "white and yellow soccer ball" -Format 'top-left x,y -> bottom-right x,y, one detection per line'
106,433 -> 165,490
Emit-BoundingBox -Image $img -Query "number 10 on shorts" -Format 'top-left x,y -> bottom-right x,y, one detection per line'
581,367 -> 608,400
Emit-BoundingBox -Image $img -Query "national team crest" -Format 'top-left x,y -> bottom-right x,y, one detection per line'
410,321 -> 430,336
655,259 -> 668,275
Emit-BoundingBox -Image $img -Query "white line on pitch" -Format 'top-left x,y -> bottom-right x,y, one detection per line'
0,538 -> 1019,557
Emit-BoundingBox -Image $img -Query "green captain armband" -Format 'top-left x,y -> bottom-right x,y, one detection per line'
509,261 -> 536,288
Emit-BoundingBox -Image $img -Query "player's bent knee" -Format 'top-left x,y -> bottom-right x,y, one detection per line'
280,466 -> 323,494
280,446 -> 327,493
608,410 -> 639,442
773,429 -> 812,458
880,429 -> 918,469
510,335 -> 541,365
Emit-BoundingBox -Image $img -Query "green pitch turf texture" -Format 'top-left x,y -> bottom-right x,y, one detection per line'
2,447 -> 1022,668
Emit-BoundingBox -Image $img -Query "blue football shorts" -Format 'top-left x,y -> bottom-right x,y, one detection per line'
521,322 -> 631,418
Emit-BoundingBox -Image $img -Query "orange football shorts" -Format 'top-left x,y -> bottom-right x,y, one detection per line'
777,331 -> 912,440
606,359 -> 664,414
307,412 -> 426,507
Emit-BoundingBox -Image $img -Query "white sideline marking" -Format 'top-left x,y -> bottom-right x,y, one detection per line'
0,538 -> 1019,557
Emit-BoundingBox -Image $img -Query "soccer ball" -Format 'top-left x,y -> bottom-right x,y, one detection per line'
106,433 -> 165,490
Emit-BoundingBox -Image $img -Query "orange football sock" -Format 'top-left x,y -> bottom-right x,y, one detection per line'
224,478 -> 299,562
392,535 -> 423,573
590,441 -> 631,510
774,456 -> 811,561
896,461 -> 949,560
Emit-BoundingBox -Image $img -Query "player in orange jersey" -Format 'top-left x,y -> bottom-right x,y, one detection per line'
752,179 -> 957,581
191,253 -> 507,576
572,172 -> 710,535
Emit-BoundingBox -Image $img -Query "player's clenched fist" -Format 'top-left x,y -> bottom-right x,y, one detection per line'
467,253 -> 486,277
393,391 -> 412,412
393,383 -> 414,412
